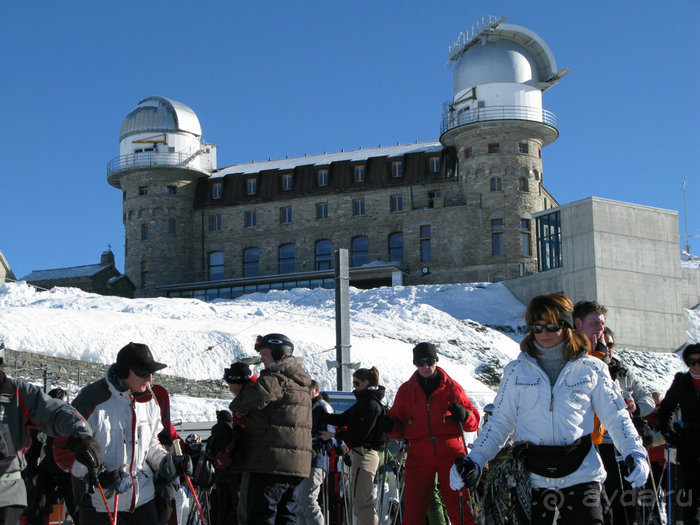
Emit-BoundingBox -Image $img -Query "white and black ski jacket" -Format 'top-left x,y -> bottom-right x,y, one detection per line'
469,352 -> 646,490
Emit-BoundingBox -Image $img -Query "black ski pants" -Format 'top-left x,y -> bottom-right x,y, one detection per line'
246,472 -> 303,525
531,481 -> 605,525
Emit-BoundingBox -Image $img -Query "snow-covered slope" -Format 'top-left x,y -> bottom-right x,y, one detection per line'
0,281 -> 693,422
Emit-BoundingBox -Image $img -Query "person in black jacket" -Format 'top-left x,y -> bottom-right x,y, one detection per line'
319,367 -> 386,525
658,342 -> 700,524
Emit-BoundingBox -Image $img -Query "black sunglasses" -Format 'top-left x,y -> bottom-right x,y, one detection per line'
414,357 -> 437,367
687,358 -> 700,367
352,380 -> 364,388
529,323 -> 562,334
131,367 -> 153,378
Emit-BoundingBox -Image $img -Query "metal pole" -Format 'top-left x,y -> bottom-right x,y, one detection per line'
334,249 -> 351,391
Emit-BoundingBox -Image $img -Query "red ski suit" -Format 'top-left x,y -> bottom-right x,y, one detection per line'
388,367 -> 479,525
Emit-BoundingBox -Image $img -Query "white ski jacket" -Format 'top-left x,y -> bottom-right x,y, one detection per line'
71,367 -> 167,512
469,353 -> 646,489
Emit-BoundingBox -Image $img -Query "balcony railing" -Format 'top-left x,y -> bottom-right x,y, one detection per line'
441,104 -> 558,134
106,148 -> 206,177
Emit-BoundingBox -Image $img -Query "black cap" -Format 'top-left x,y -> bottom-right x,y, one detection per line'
413,342 -> 438,364
116,343 -> 167,374
223,361 -> 252,384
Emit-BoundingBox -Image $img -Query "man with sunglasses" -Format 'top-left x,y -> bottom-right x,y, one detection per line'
67,342 -> 191,525
387,342 -> 480,525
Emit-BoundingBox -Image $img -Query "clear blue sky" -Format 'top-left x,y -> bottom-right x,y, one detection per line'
2,1 -> 699,279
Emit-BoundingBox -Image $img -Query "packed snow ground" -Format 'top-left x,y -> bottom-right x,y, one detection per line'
0,281 -> 695,423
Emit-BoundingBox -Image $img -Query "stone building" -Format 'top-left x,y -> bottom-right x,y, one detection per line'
21,250 -> 135,298
107,17 -> 567,300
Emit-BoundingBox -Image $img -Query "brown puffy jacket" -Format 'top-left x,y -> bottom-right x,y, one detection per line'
229,356 -> 313,477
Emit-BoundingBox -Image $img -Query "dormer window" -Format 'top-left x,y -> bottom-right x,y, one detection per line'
247,178 -> 257,195
392,161 -> 403,178
212,182 -> 223,199
317,169 -> 329,187
429,156 -> 440,174
282,173 -> 292,191
354,165 -> 365,183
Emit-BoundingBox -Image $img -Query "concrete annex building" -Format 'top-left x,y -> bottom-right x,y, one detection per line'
106,16 -> 696,353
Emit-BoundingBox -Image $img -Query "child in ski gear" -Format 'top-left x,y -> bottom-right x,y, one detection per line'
657,342 -> 700,524
0,342 -> 96,525
63,342 -> 191,525
229,333 -> 313,524
451,293 -> 648,525
387,342 -> 480,525
319,366 -> 387,525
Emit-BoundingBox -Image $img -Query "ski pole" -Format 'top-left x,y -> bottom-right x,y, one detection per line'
666,443 -> 672,525
457,419 -> 483,525
173,440 -> 207,525
113,492 -> 119,525
96,481 -> 116,525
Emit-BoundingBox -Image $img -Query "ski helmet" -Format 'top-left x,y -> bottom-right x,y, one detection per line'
257,333 -> 294,361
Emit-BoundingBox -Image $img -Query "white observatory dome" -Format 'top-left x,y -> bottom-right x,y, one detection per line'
452,23 -> 558,99
454,40 -> 538,94
120,96 -> 202,141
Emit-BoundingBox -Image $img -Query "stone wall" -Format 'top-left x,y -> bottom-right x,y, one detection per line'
3,348 -> 229,399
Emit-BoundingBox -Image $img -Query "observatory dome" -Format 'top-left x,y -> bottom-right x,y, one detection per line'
120,96 -> 202,141
452,23 -> 558,97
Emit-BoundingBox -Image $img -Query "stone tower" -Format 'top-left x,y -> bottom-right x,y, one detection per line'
107,96 -> 217,295
440,16 -> 568,281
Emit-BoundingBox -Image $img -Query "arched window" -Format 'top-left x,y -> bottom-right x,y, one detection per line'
519,177 -> 529,192
315,240 -> 332,270
243,248 -> 259,278
351,236 -> 369,267
279,244 -> 295,274
388,232 -> 404,265
209,251 -> 224,281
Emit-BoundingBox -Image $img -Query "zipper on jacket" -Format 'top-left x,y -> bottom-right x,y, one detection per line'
426,401 -> 438,455
129,398 -> 137,512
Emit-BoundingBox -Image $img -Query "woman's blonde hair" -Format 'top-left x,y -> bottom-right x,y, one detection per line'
520,293 -> 590,361
353,367 -> 380,387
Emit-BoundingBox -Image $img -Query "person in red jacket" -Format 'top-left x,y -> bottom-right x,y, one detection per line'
387,342 -> 480,525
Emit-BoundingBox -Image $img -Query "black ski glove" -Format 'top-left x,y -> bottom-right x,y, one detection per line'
160,451 -> 193,480
451,456 -> 481,490
97,468 -> 132,494
664,431 -> 680,447
67,429 -> 100,472
448,402 -> 468,422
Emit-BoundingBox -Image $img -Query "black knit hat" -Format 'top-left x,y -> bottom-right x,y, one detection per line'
223,362 -> 252,384
116,342 -> 166,375
682,343 -> 700,366
413,342 -> 438,364
216,410 -> 233,424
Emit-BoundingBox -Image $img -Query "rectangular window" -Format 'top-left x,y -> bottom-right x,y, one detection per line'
245,210 -> 256,228
209,251 -> 224,281
420,225 -> 431,262
354,165 -> 365,182
316,202 -> 328,220
428,190 -> 442,208
167,185 -> 177,195
390,194 -> 403,212
247,178 -> 257,195
392,161 -> 403,178
537,211 -> 562,271
521,219 -> 531,256
519,143 -> 529,154
492,218 -> 504,256
488,143 -> 500,153
282,173 -> 292,191
210,215 -> 222,231
168,219 -> 176,235
464,147 -> 472,158
490,177 -> 502,192
352,198 -> 365,216
141,224 -> 149,241
317,169 -> 329,187
279,244 -> 295,274
429,156 -> 440,174
212,182 -> 223,199
280,206 -> 292,224
140,261 -> 148,288
138,186 -> 149,196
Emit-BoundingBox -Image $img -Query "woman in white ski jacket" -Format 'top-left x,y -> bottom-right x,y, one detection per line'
451,293 -> 649,524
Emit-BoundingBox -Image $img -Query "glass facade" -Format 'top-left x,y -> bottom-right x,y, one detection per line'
536,211 -> 562,271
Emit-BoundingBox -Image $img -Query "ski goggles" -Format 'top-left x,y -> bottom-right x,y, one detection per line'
529,323 -> 562,334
